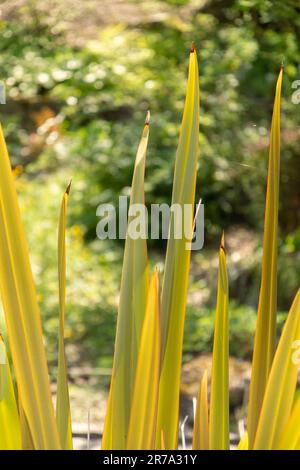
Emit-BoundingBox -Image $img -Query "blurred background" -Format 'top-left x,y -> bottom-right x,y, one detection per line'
0,0 -> 299,446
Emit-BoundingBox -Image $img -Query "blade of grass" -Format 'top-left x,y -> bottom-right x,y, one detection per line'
247,68 -> 283,448
127,270 -> 160,450
0,124 -> 60,449
102,113 -> 150,449
56,182 -> 73,450
192,370 -> 209,450
0,335 -> 21,449
253,289 -> 300,449
209,233 -> 229,450
156,44 -> 200,450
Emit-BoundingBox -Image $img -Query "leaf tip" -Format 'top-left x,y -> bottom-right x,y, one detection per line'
220,231 -> 225,252
145,110 -> 150,126
65,180 -> 72,195
190,41 -> 196,53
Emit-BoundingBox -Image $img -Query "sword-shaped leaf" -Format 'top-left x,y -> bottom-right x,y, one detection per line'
127,270 -> 160,450
0,125 -> 60,449
156,44 -> 200,450
253,289 -> 300,449
247,68 -> 283,447
102,113 -> 150,449
56,182 -> 73,449
209,233 -> 229,450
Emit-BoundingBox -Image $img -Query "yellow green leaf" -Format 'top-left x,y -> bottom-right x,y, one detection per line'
127,270 -> 160,450
0,124 -> 60,449
0,336 -> 21,449
277,393 -> 300,449
18,395 -> 35,450
101,381 -> 113,449
237,432 -> 248,450
192,370 -> 209,450
160,430 -> 166,450
102,113 -> 150,449
247,68 -> 283,448
56,182 -> 73,450
253,289 -> 300,449
156,44 -> 200,450
209,233 -> 229,450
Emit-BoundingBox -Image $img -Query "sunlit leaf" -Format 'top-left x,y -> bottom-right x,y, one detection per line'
102,113 -> 150,449
127,270 -> 160,450
209,233 -> 229,450
56,182 -> 73,450
0,336 -> 21,449
277,393 -> 300,449
192,370 -> 209,450
253,289 -> 300,449
247,68 -> 283,448
237,432 -> 248,450
0,124 -> 60,449
18,395 -> 34,450
156,44 -> 200,450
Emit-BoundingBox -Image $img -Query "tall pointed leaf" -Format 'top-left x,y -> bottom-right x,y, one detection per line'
253,289 -> 300,449
248,68 -> 283,447
0,124 -> 60,449
56,182 -> 73,449
102,113 -> 150,449
127,271 -> 160,450
156,44 -> 200,450
209,233 -> 229,450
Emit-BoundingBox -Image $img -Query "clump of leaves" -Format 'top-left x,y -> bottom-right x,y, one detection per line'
0,46 -> 299,450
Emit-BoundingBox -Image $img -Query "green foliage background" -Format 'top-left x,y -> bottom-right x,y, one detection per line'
0,0 -> 299,366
